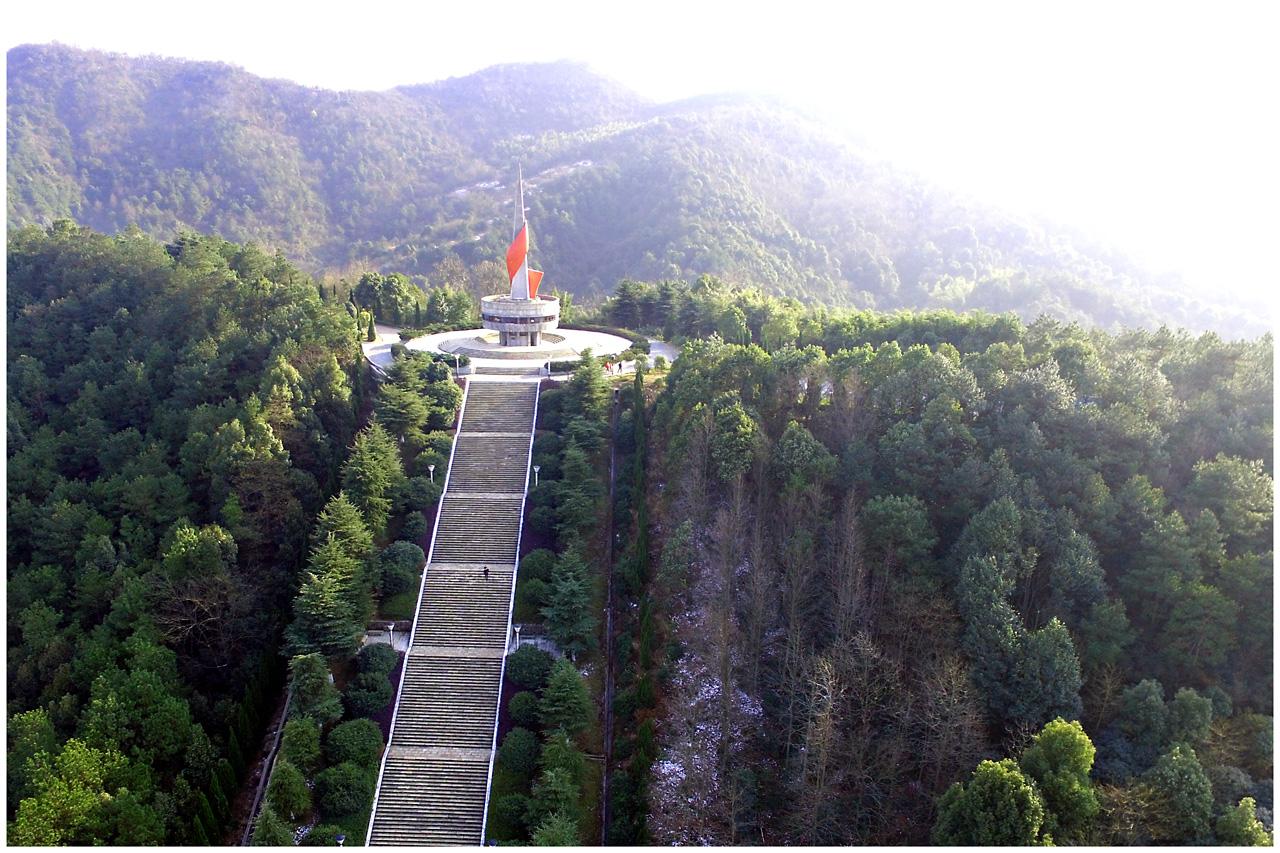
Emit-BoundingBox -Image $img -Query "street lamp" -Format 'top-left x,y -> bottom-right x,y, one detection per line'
532,465 -> 540,488
336,834 -> 346,847
513,623 -> 522,652
428,463 -> 436,484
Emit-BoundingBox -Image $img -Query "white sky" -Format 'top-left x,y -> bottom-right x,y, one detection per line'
7,0 -> 1279,317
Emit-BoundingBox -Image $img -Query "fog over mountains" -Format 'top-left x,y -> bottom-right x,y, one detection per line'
7,43 -> 1264,336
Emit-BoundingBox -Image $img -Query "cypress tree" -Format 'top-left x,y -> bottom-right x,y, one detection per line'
367,313 -> 376,342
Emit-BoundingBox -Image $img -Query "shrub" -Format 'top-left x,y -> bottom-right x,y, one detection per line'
405,476 -> 442,511
414,448 -> 449,479
343,672 -> 393,718
398,512 -> 430,543
357,644 -> 400,677
506,691 -> 539,728
492,792 -> 530,836
520,549 -> 557,583
379,541 -> 424,595
251,807 -> 294,846
516,577 -> 549,616
315,762 -> 374,818
280,718 -> 321,772
653,355 -> 668,371
507,645 -> 554,691
497,727 -> 540,779
327,718 -> 385,770
301,824 -> 346,846
266,759 -> 311,821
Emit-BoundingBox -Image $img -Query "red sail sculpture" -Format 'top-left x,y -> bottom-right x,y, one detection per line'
506,167 -> 544,299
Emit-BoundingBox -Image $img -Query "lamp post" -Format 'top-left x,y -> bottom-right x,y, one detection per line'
428,464 -> 436,484
513,623 -> 522,652
336,834 -> 346,847
532,465 -> 540,488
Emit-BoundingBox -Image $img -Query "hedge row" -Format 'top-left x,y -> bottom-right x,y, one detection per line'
559,323 -> 651,353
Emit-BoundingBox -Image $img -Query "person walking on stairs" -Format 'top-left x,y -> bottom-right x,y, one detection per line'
483,566 -> 490,580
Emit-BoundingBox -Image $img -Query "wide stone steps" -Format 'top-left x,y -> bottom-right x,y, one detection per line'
370,378 -> 539,846
369,755 -> 489,846
413,565 -> 515,648
447,434 -> 531,492
390,656 -> 503,749
461,382 -> 539,432
430,494 -> 523,564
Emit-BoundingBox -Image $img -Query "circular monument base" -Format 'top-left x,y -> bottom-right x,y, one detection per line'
440,332 -> 578,361
406,326 -> 635,368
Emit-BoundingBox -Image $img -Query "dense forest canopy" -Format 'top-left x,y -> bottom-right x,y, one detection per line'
6,222 -> 366,843
632,285 -> 1272,843
8,43 -> 1264,337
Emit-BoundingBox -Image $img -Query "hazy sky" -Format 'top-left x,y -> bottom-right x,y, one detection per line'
8,0 -> 1279,315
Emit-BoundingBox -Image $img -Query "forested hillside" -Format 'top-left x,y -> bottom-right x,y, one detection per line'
6,222 -> 367,843
8,44 -> 1262,337
621,286 -> 1272,843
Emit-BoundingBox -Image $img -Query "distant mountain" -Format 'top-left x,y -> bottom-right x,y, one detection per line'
7,43 -> 1264,335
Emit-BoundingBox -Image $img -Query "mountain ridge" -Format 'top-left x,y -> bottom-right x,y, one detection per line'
7,42 -> 1265,336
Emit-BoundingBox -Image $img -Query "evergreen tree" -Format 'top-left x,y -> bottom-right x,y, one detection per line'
1216,797 -> 1273,846
1145,743 -> 1213,843
541,550 -> 597,657
288,654 -> 342,725
933,758 -> 1047,845
266,759 -> 311,821
312,492 -> 374,564
342,422 -> 405,536
539,658 -> 592,734
1019,718 -> 1098,843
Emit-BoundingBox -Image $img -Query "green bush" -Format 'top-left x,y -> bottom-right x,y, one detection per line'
497,727 -> 540,779
251,806 -> 294,846
357,643 -> 400,677
510,691 -> 541,728
559,322 -> 650,351
516,577 -> 549,617
507,645 -> 554,691
301,824 -> 346,846
280,718 -> 321,772
398,512 -> 430,543
405,476 -> 442,511
327,719 -> 385,770
266,759 -> 311,821
379,541 -> 424,596
414,448 -> 449,479
343,672 -> 393,718
492,792 -> 530,837
315,762 -> 374,819
652,355 -> 668,371
520,549 -> 557,583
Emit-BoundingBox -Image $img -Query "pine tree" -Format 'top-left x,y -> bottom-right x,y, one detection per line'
313,492 -> 374,564
541,550 -> 597,657
251,807 -> 294,846
288,654 -> 342,725
286,536 -> 363,657
539,658 -> 592,734
342,422 -> 405,536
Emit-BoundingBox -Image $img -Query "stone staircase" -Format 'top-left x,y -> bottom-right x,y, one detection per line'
368,378 -> 538,846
